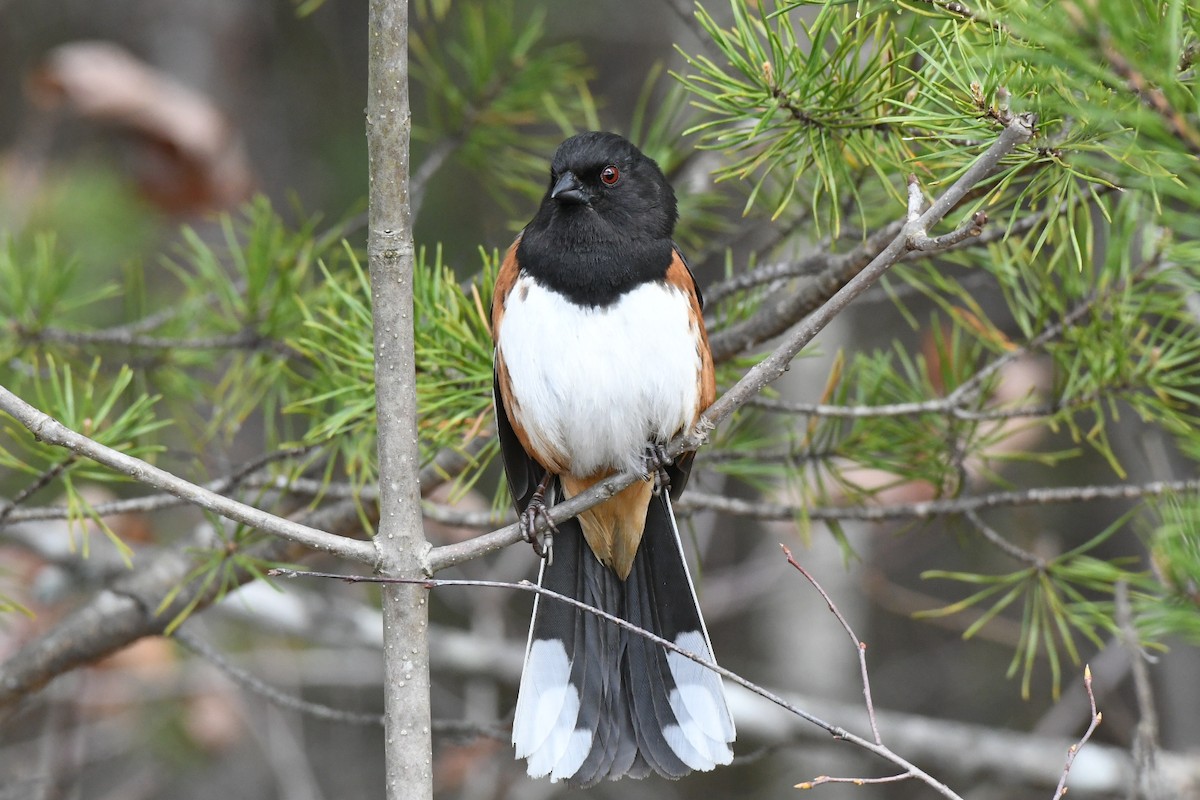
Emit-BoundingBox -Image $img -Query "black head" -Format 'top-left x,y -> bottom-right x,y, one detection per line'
517,132 -> 679,306
539,131 -> 678,239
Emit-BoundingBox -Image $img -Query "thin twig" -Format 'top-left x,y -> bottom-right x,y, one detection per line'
911,211 -> 988,250
796,772 -> 913,789
677,478 -> 1200,522
782,545 -> 882,746
0,455 -> 76,526
97,277 -> 249,338
1051,666 -> 1102,800
964,509 -> 1045,568
746,393 -> 1096,421
179,625 -> 511,741
409,137 -> 461,220
174,626 -> 384,726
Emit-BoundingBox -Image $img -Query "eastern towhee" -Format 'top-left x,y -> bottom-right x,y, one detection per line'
491,131 -> 735,785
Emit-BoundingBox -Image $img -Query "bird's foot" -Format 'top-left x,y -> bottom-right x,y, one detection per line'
520,478 -> 557,566
641,443 -> 673,496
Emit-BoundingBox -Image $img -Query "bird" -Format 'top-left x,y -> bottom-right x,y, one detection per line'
491,130 -> 735,785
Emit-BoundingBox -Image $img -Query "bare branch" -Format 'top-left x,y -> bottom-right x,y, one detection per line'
1052,666 -> 1103,800
678,479 -> 1200,521
0,455 -> 75,526
0,385 -> 375,563
705,183 -> 1117,308
783,545 -> 882,745
796,773 -> 912,790
409,137 -> 461,221
174,626 -> 384,726
412,477 -> 1200,535
0,447 -> 469,531
746,393 -> 1092,421
964,509 -> 1045,568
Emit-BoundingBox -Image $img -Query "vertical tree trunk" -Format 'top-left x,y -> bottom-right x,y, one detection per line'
365,1 -> 432,798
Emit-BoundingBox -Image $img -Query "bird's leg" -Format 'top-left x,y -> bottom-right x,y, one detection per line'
641,443 -> 673,496
520,471 -> 558,565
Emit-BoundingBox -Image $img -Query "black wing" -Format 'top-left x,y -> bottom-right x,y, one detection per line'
494,367 -> 546,513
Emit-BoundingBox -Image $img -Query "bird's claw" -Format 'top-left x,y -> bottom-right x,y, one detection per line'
641,443 -> 673,496
521,484 -> 557,566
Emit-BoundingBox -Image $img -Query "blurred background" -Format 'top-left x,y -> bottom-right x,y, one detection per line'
1,1 -> 1198,799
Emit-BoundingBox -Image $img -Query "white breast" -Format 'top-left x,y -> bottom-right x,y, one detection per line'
497,275 -> 702,478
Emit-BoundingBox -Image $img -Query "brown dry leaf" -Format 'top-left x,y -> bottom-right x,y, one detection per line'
27,41 -> 254,213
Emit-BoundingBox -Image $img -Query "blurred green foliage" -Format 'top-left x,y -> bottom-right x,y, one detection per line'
0,0 -> 1198,699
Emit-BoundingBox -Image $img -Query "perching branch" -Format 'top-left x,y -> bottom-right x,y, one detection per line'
426,110 -> 1035,573
689,113 -> 1036,445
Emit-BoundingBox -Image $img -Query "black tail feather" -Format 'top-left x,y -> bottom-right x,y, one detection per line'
512,491 -> 734,784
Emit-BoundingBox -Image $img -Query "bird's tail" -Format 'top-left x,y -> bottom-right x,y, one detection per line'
512,490 -> 735,785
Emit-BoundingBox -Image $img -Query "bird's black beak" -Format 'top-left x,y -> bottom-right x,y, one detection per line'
551,171 -> 588,205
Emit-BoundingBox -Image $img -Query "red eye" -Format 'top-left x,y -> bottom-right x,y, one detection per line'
600,165 -> 620,185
